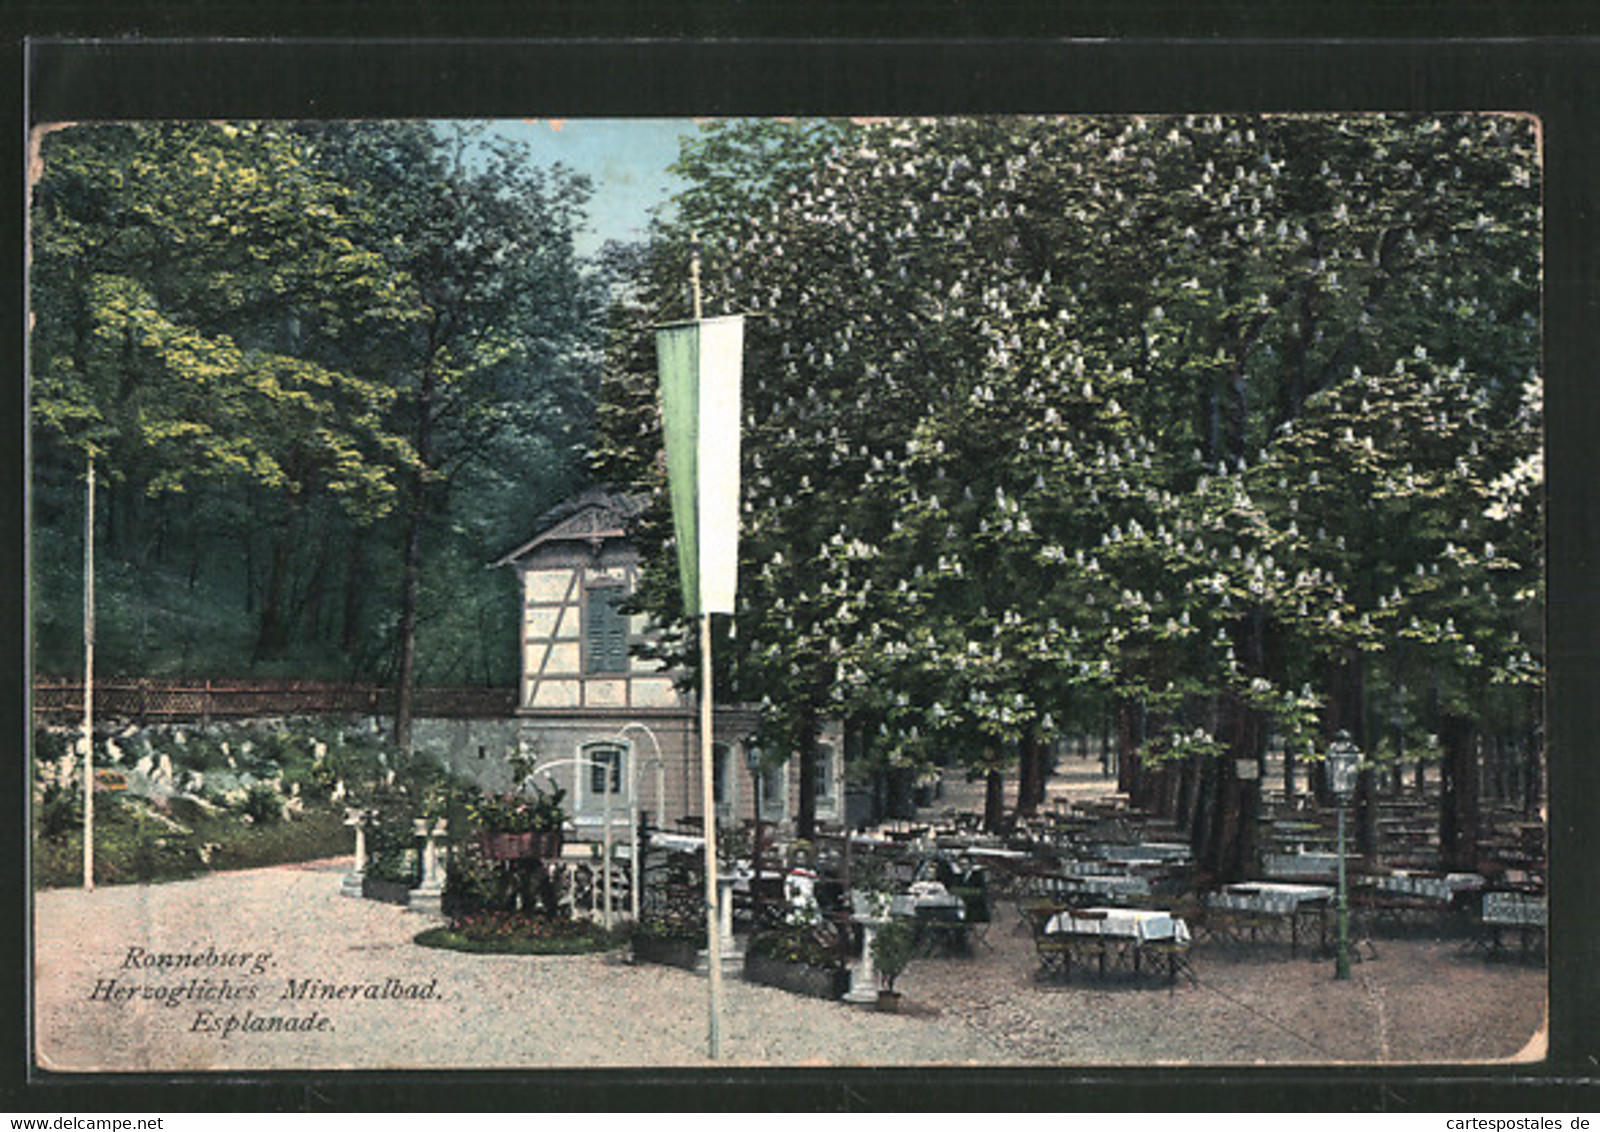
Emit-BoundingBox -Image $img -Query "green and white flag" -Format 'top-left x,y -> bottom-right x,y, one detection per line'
656,315 -> 744,616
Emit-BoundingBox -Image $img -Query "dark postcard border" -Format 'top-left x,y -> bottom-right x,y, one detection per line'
10,34 -> 1600,1113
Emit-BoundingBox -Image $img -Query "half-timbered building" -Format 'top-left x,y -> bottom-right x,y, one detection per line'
488,485 -> 843,838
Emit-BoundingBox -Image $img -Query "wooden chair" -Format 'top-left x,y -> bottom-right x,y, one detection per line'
1138,937 -> 1197,991
951,885 -> 993,950
1025,904 -> 1069,979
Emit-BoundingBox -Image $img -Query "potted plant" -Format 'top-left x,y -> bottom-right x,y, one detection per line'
743,909 -> 850,1001
470,783 -> 567,860
871,916 -> 917,1012
630,913 -> 706,970
848,853 -> 897,920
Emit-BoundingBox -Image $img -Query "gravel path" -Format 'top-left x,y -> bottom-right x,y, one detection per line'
33,857 -> 1545,1072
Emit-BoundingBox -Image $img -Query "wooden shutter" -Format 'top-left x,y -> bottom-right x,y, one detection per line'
586,584 -> 628,673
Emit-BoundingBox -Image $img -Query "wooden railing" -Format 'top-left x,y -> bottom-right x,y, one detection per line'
31,677 -> 515,722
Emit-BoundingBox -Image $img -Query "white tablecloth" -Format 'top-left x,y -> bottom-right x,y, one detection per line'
1376,871 -> 1484,903
1263,851 -> 1344,878
1483,891 -> 1546,927
890,882 -> 966,921
1095,842 -> 1192,863
1046,907 -> 1191,944
1066,874 -> 1153,899
1210,882 -> 1334,916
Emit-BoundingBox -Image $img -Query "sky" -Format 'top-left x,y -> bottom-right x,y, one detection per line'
485,118 -> 701,257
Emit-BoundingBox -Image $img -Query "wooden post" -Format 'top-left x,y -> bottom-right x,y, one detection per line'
700,613 -> 723,1059
82,456 -> 95,892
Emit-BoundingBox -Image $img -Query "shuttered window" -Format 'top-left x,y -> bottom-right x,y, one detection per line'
585,584 -> 628,673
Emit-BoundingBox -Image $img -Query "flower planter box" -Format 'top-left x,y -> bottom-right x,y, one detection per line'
742,952 -> 849,1001
631,934 -> 702,971
362,877 -> 414,906
478,831 -> 563,861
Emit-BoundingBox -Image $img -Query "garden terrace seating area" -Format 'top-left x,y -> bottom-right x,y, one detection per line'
1198,883 -> 1332,957
1027,904 -> 1196,987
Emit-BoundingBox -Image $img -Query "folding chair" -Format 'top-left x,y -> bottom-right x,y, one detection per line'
1025,904 -> 1069,979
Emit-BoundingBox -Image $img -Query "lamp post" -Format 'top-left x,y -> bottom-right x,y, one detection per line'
1327,729 -> 1362,980
612,723 -> 666,923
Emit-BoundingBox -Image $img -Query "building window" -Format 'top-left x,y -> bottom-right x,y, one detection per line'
585,584 -> 628,673
758,758 -> 788,822
586,744 -> 625,797
713,742 -> 736,818
814,742 -> 836,809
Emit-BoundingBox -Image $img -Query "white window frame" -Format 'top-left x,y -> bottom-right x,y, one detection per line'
814,741 -> 838,817
758,757 -> 788,823
712,741 -> 737,822
576,741 -> 629,817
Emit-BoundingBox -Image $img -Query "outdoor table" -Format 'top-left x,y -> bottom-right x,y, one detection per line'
890,882 -> 968,956
890,881 -> 966,920
1045,906 -> 1190,943
1205,882 -> 1333,955
1094,842 -> 1191,863
1041,906 -> 1193,982
1478,890 -> 1546,960
1063,873 -> 1153,902
1376,870 -> 1483,904
1263,851 -> 1343,880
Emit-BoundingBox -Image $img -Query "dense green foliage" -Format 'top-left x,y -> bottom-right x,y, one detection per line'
596,115 -> 1541,868
30,121 -> 600,691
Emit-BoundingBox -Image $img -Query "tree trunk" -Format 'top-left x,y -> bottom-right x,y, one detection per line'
983,767 -> 1006,834
1016,733 -> 1048,816
1198,690 -> 1264,883
1116,698 -> 1143,796
1523,689 -> 1543,819
1439,712 -> 1481,871
394,490 -> 423,753
253,500 -> 299,659
342,538 -> 366,658
796,706 -> 818,842
395,334 -> 440,753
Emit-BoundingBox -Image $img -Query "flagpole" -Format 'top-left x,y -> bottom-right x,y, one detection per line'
700,612 -> 723,1059
83,454 -> 95,892
688,233 -> 724,1060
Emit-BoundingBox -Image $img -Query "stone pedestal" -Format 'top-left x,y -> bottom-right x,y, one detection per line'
340,808 -> 368,898
408,818 -> 448,917
845,915 -> 887,1004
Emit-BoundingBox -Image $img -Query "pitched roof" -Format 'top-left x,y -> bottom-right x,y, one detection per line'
491,485 -> 649,567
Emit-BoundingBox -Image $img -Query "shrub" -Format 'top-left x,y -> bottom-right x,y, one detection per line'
415,911 -> 621,955
871,916 -> 917,992
242,782 -> 285,826
747,914 -> 845,970
37,783 -> 80,842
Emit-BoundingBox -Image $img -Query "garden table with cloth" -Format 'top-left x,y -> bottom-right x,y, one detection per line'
1061,873 -> 1153,903
1376,870 -> 1484,903
890,882 -> 968,956
1474,890 -> 1545,960
1041,907 -> 1193,982
1354,870 -> 1482,936
1262,850 -> 1344,880
1203,882 -> 1333,955
1092,842 -> 1192,864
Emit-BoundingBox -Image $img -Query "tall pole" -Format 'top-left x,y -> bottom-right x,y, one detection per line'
688,234 -> 724,1059
1335,797 -> 1351,980
82,456 -> 96,892
602,753 -> 613,932
700,614 -> 723,1059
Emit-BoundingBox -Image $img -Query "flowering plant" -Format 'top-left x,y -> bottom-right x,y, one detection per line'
468,782 -> 567,833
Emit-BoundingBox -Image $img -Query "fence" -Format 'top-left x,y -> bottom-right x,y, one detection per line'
31,677 -> 516,723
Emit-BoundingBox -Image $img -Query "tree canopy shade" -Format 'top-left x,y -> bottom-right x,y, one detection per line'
596,114 -> 1541,864
30,121 -> 601,697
